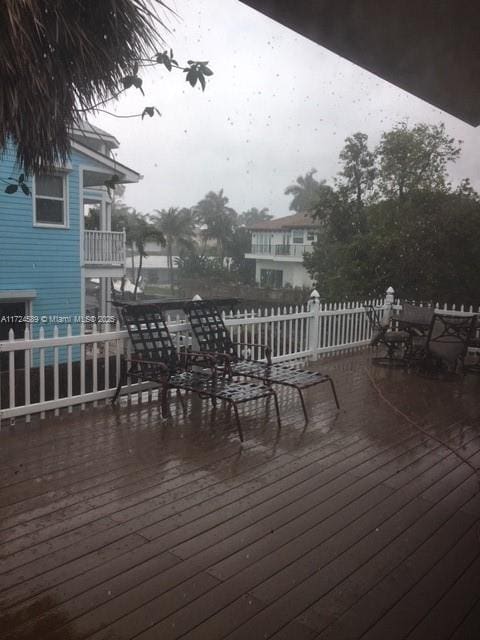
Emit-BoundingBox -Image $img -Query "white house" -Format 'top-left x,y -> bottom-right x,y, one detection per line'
245,212 -> 320,288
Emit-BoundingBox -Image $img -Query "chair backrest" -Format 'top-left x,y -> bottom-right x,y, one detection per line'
119,303 -> 179,374
426,313 -> 476,366
184,300 -> 237,358
401,302 -> 434,326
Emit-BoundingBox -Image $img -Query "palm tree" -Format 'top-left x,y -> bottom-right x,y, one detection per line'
285,169 -> 325,212
195,190 -> 237,260
0,0 -> 168,174
151,208 -> 196,291
238,207 -> 272,227
113,208 -> 164,298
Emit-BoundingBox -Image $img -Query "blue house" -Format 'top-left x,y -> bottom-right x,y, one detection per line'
0,123 -> 140,344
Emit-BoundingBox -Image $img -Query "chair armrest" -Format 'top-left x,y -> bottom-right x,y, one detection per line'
128,356 -> 170,377
232,341 -> 272,365
182,350 -> 219,376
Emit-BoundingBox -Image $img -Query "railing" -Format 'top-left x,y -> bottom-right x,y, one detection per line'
83,230 -> 126,266
248,244 -> 314,258
2,286 -> 479,424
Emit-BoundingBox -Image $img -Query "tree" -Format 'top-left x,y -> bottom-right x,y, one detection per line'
305,122 -> 480,305
336,132 -> 375,233
376,122 -> 461,200
238,207 -> 272,227
151,207 -> 196,291
112,207 -> 164,298
195,190 -> 237,260
337,133 -> 376,206
225,227 -> 256,284
284,169 -> 325,212
0,1 -> 213,177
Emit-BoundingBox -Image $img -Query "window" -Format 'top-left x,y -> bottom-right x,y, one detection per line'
292,230 -> 304,244
260,269 -> 283,288
307,231 -> 317,242
34,173 -> 67,226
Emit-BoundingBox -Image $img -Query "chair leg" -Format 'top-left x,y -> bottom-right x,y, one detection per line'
271,391 -> 281,431
176,389 -> 186,414
328,377 -> 340,409
161,384 -> 169,418
231,402 -> 244,442
112,362 -> 127,405
295,386 -> 309,423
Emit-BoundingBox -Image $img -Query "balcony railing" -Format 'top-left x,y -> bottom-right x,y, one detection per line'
83,230 -> 126,266
248,243 -> 314,258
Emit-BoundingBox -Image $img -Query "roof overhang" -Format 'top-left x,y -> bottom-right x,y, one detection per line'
240,0 -> 480,127
71,140 -> 142,185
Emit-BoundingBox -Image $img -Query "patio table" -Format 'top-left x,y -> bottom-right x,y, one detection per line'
393,305 -> 434,336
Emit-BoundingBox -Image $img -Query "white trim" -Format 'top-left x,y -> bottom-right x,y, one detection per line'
0,290 -> 36,301
80,167 -> 86,318
71,140 -> 141,183
32,171 -> 70,229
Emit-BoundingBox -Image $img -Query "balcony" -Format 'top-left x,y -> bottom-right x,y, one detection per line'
83,230 -> 126,274
245,243 -> 314,261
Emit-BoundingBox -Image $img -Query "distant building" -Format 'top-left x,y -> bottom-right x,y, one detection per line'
245,212 -> 320,288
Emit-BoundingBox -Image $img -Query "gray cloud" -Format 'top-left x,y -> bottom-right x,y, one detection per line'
92,0 -> 480,216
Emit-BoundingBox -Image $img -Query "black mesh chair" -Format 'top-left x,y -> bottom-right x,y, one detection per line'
365,304 -> 410,367
112,303 -> 281,442
418,313 -> 476,378
183,299 -> 339,422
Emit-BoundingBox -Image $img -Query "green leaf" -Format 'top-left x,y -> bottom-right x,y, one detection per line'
21,183 -> 30,196
163,57 -> 172,71
132,76 -> 144,95
5,184 -> 18,194
18,173 -> 25,183
201,65 -> 213,76
186,69 -> 197,87
121,75 -> 134,89
142,107 -> 155,119
198,72 -> 206,91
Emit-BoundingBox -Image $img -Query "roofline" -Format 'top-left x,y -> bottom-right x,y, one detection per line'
71,126 -> 120,148
71,140 -> 141,183
249,223 -> 321,230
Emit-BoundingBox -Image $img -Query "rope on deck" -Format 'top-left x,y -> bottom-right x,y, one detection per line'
364,367 -> 480,496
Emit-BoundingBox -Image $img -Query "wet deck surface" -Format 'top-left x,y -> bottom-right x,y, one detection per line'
0,352 -> 479,640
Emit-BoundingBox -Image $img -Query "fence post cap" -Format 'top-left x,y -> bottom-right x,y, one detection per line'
386,286 -> 394,294
309,289 -> 320,299
192,294 -> 202,301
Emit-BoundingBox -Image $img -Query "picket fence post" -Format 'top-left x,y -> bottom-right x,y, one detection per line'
308,289 -> 321,360
383,285 -> 395,324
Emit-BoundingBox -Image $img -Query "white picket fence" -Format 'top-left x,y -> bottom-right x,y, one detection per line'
0,286 -> 478,425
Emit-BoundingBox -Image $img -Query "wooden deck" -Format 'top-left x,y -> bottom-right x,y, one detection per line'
0,353 -> 479,640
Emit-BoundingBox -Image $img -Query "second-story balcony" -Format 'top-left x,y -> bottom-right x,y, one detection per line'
83,230 -> 126,274
245,243 -> 314,261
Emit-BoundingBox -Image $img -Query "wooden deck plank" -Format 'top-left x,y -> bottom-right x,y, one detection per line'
0,354 -> 479,640
404,552 -> 480,640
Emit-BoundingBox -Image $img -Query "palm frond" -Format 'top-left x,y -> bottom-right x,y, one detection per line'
0,0 -> 169,173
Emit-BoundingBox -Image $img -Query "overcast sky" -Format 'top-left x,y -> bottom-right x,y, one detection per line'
91,0 -> 480,218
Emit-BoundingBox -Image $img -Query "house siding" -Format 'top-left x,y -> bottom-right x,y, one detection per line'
0,142 -> 82,339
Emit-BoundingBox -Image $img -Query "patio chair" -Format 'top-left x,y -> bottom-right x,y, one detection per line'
183,299 -> 340,422
416,313 -> 476,378
112,302 -> 281,442
365,304 -> 410,367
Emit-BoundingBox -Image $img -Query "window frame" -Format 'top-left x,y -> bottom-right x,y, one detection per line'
292,230 -> 304,244
33,170 -> 69,229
